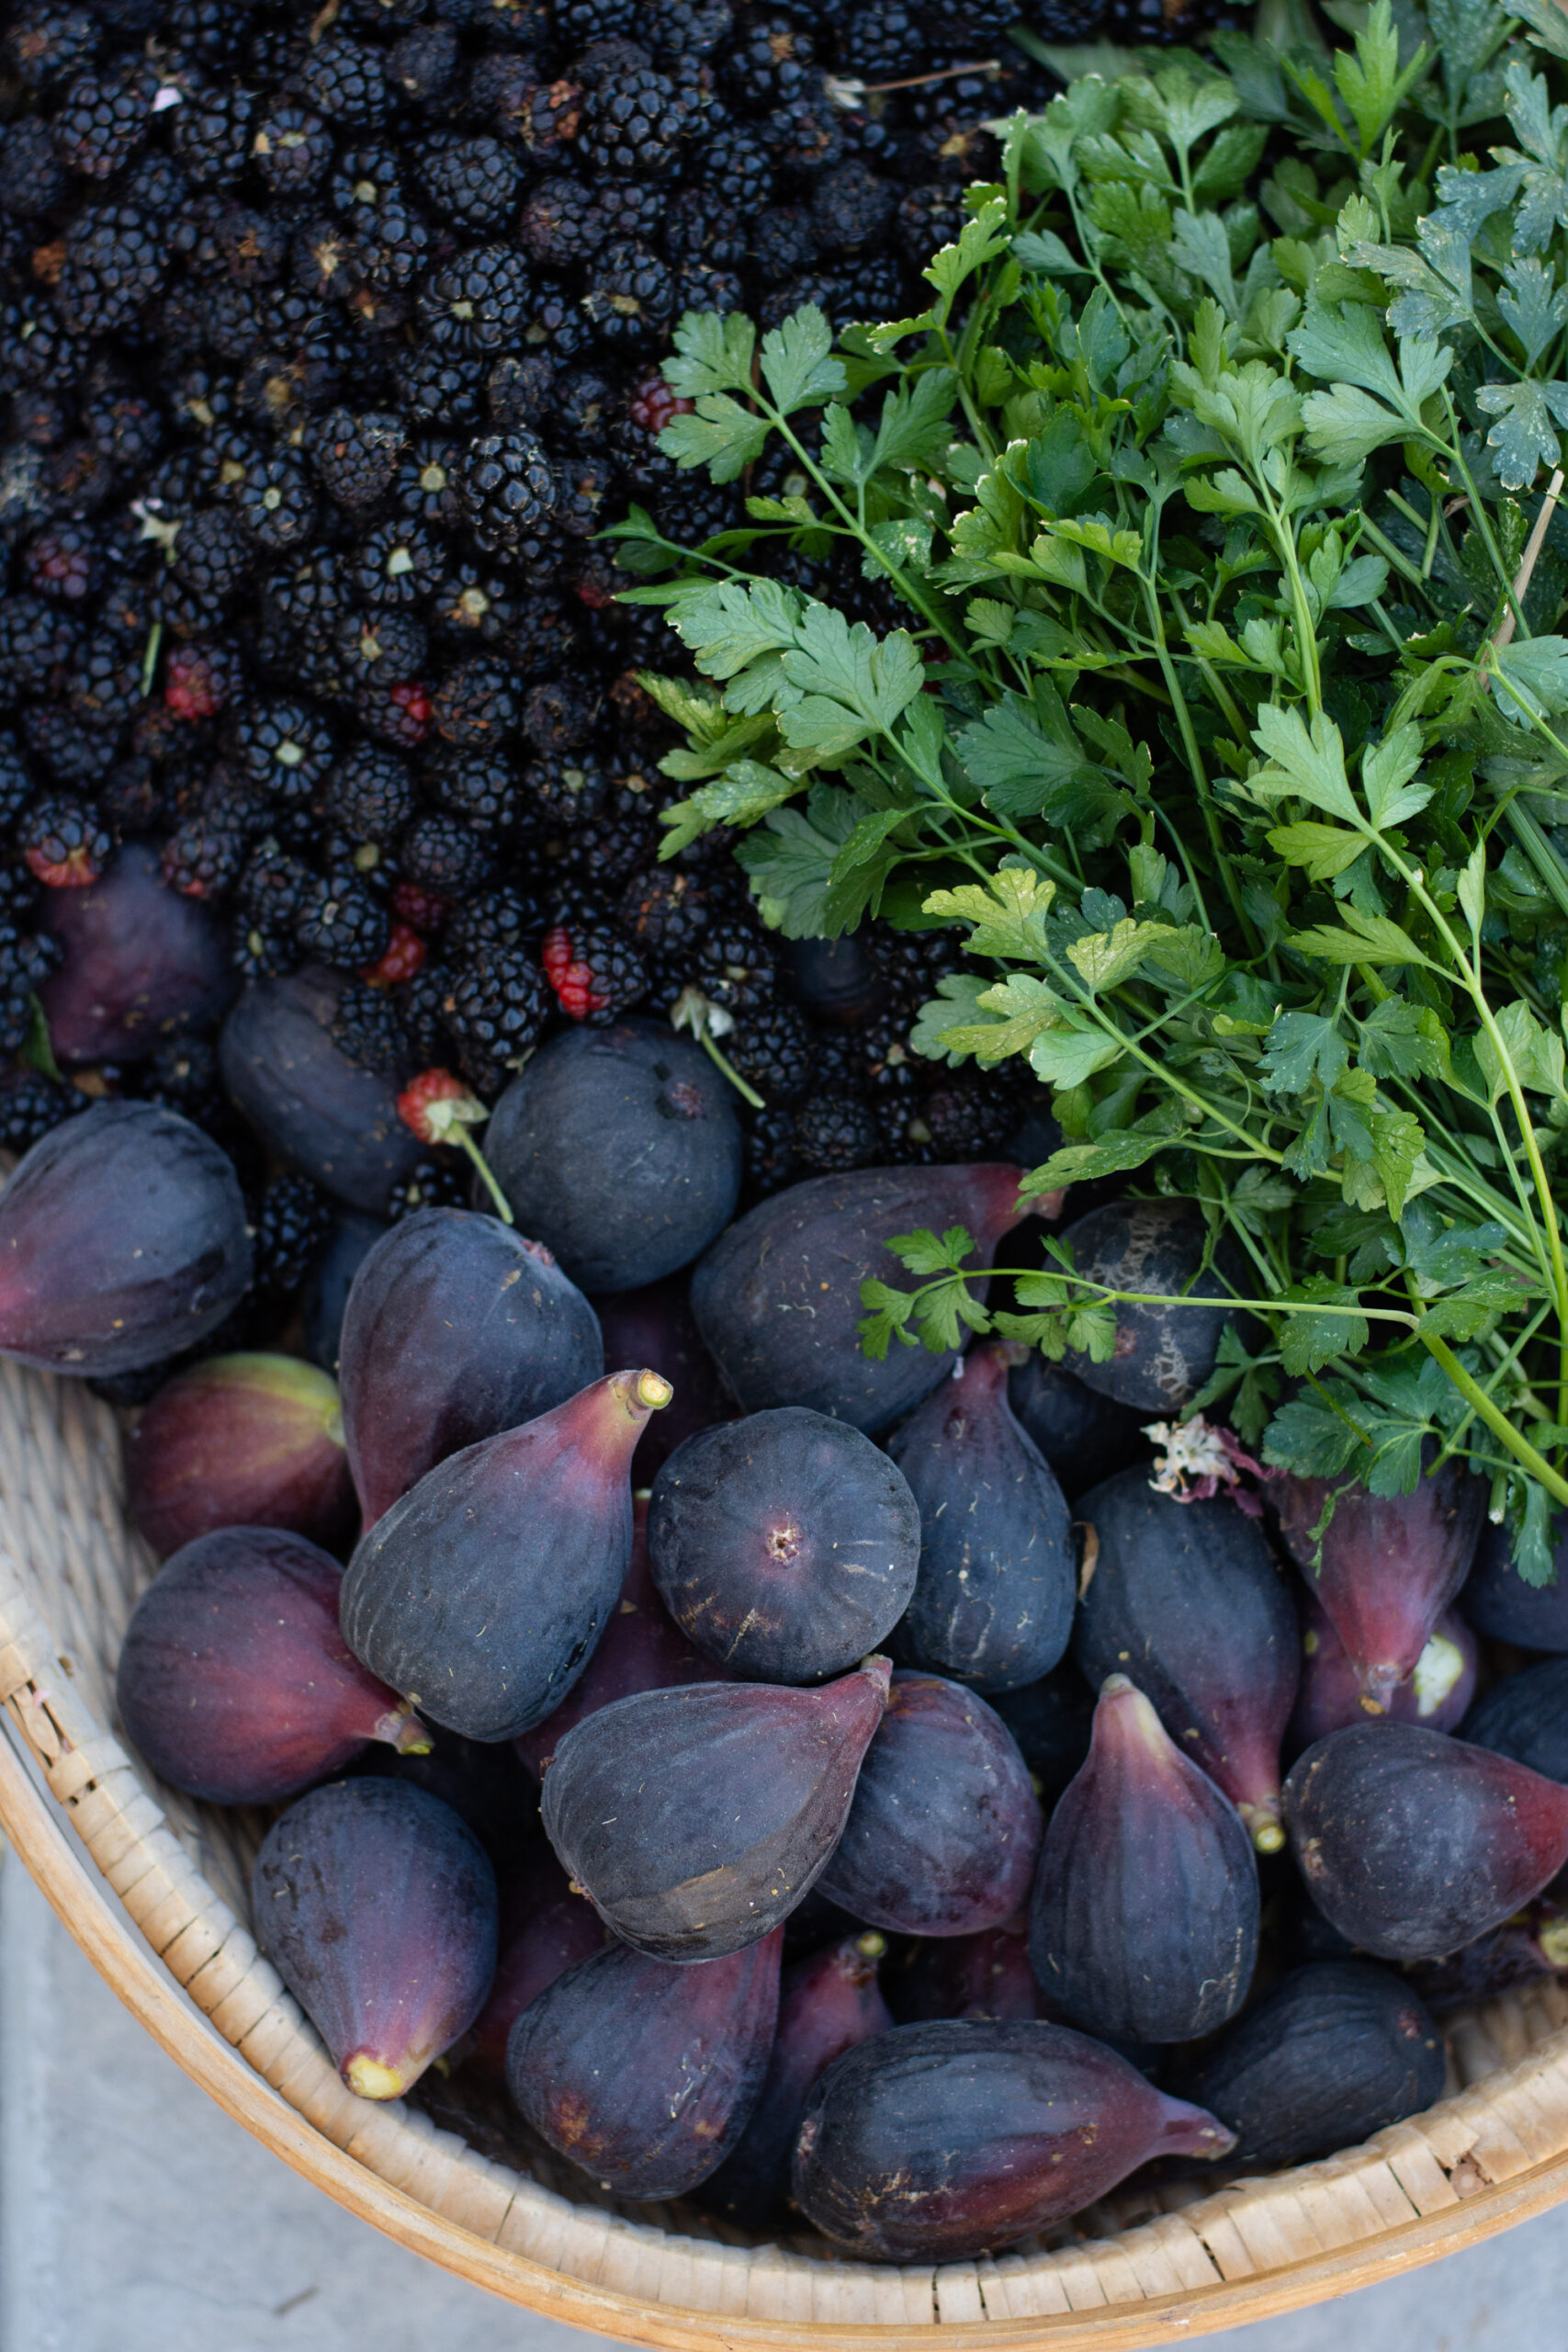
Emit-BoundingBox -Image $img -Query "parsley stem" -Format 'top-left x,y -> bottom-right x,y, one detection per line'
1416,1328 -> 1568,1509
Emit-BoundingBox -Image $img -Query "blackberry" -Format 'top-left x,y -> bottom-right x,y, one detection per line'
655,1 -> 734,58
0,919 -> 60,1047
412,132 -> 523,230
229,698 -> 334,806
761,85 -> 846,177
388,1155 -> 468,1218
0,1071 -> 86,1153
292,219 -> 365,302
699,125 -> 775,213
562,775 -> 659,879
458,427 -> 555,556
838,0 -> 925,76
427,560 -> 518,645
812,163 -> 897,254
521,672 -> 600,752
794,1088 -> 881,1171
251,1171 -> 334,1294
518,175 -> 604,266
235,451 -> 318,552
83,384 -> 163,472
239,835 -> 313,933
330,141 -> 402,222
551,457 -> 615,539
419,247 -> 533,354
325,742 -> 415,842
65,641 -> 141,732
581,240 -> 674,350
897,181 -> 969,262
424,746 -> 520,830
400,811 -> 499,894
580,58 -> 693,179
485,352 -> 558,433
518,282 -> 594,369
52,65 -> 155,181
0,732 -> 36,830
5,4 -> 98,93
551,368 -> 620,453
394,347 -> 488,431
160,798 -> 253,899
541,917 -> 648,1021
394,439 -> 462,526
172,507 -> 254,604
56,202 -> 165,337
617,865 -> 709,953
291,867 -> 390,968
0,596 -> 80,698
556,0 -> 638,37
398,956 -> 454,1060
21,707 -> 119,788
725,998 -> 813,1104
727,15 -> 817,104
663,190 -> 747,272
832,251 -> 908,327
0,119 -> 69,218
263,546 -> 355,645
353,515 -> 443,605
750,206 -> 818,285
292,33 -> 387,127
20,522 -> 101,606
1,297 -> 87,394
357,194 -> 432,290
496,73 -> 583,162
251,101 -> 333,196
694,918 -> 777,1012
743,1102 -> 799,1197
592,178 -> 671,246
334,606 -> 429,687
430,657 -> 520,748
163,633 -> 242,723
356,679 -> 434,752
526,747 -> 608,828
468,0 -> 552,45
919,1071 -> 1019,1159
141,1035 -> 226,1129
386,24 -> 459,106
445,882 -> 545,961
308,406 -> 405,508
444,941 -> 550,1087
17,793 -> 111,888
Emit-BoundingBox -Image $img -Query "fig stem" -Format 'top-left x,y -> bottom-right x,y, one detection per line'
345,2052 -> 407,2100
455,1127 -> 515,1226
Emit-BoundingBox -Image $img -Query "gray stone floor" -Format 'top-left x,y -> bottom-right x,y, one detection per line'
0,1849 -> 1557,2352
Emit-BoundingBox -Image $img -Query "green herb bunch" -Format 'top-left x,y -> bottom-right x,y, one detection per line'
614,0 -> 1568,1578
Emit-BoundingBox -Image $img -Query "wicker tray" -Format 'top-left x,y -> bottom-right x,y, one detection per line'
5,1358 -> 1568,2348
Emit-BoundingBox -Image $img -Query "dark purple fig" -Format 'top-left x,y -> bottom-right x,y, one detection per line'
989,1663 -> 1094,1802
41,842 -> 234,1063
890,1917 -> 1042,2024
1073,1471 -> 1297,1852
1006,1351 -> 1148,1500
506,1928 -> 783,2198
792,2019 -> 1234,2260
782,933 -> 886,1025
818,1671 -> 1042,1937
125,1353 -> 356,1557
254,1777 -> 497,2099
1284,1721 -> 1568,1960
1461,1513 -> 1568,1650
1054,1197 -> 1245,1411
340,1368 -> 671,1743
1180,1962 -> 1446,2168
1461,1657 -> 1568,1783
704,1929 -> 892,2228
1406,1893 -> 1568,2012
541,1657 -> 891,1962
1273,1459 -> 1484,1715
692,1164 -> 1046,1433
302,1212 -> 387,1376
486,1019 -> 741,1293
470,1843 -> 605,2071
647,1407 -> 920,1683
0,1101 -> 251,1375
592,1272 -> 736,1483
339,1208 -> 604,1527
220,966 -> 422,1213
514,1494 -> 730,1778
118,1527 -> 426,1804
1029,1676 -> 1260,2042
886,1342 -> 1074,1691
1292,1595 -> 1476,1749
354,1721 -> 537,1872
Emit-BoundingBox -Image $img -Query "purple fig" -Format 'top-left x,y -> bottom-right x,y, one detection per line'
891,1916 -> 1042,2024
254,1777 -> 497,2099
1461,1657 -> 1568,1783
647,1407 -> 920,1683
1273,1459 -> 1484,1714
1029,1676 -> 1260,2042
691,1163 -> 1051,1434
506,1928 -> 783,2199
339,1207 -> 604,1527
302,1212 -> 387,1376
1054,1197 -> 1249,1410
355,1722 -> 537,1873
470,1844 -> 606,2072
704,1929 -> 893,2228
125,1353 -> 356,1557
1074,1470 -> 1297,1852
514,1494 -> 730,1780
0,1101 -> 251,1375
1007,1351 -> 1148,1500
541,1657 -> 892,1962
1406,1893 -> 1568,2013
220,966 -> 422,1213
339,1368 -> 672,1742
989,1663 -> 1094,1802
886,1342 -> 1075,1691
793,2019 -> 1234,2260
1284,1721 -> 1568,1960
118,1527 -> 426,1804
818,1671 -> 1042,1938
1462,1512 -> 1568,1650
1292,1595 -> 1476,1748
486,1019 -> 742,1293
41,842 -> 234,1062
592,1272 -> 737,1483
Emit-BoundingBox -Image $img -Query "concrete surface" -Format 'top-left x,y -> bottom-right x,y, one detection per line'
0,1848 -> 1559,2352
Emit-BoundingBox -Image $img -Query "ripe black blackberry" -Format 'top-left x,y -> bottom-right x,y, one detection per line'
838,0 -> 925,76
698,124 -> 775,213
307,408 -> 405,509
556,0 -> 638,38
400,811 -> 499,895
743,1102 -> 799,1198
239,836 -> 313,938
325,743 -> 416,844
229,699 -> 335,807
394,347 -> 488,431
580,55 -> 694,179
250,1171 -> 334,1295
56,202 -> 166,337
458,428 -> 555,557
726,15 -> 817,106
761,86 -> 845,178
353,516 -> 443,606
517,282 -> 595,370
521,672 -> 601,754
445,882 -> 547,962
430,657 -> 519,750
293,32 -> 387,127
141,1035 -> 227,1130
0,919 -> 62,1049
445,941 -> 551,1089
750,206 -> 818,285
388,1156 -> 469,1219
17,794 -> 111,888
919,1072 -> 1020,1159
235,452 -> 318,553
291,219 -> 365,303
419,248 -> 533,354
168,92 -> 252,186
663,190 -> 748,274
424,747 -> 520,831
5,4 -> 98,93
171,507 -> 254,604
329,977 -> 412,1074
335,606 -> 429,691
725,998 -> 812,1104
160,798 -> 253,899
21,707 -> 119,789
424,562 -> 515,648
0,119 -> 68,217
52,65 -> 155,181
0,733 -> 37,831
794,1089 -> 881,1172
412,132 -> 522,231
525,746 -> 607,831
694,918 -> 778,1013
251,102 -> 334,196
65,639 -> 141,732
0,596 -> 80,697
0,1070 -> 86,1153
812,163 -> 898,254
386,24 -> 459,107
617,865 -> 709,954
656,0 -> 734,58
581,241 -> 674,350
393,440 -> 462,527
518,175 -> 605,267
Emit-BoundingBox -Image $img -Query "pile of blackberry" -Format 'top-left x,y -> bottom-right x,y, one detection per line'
0,0 -> 1210,1314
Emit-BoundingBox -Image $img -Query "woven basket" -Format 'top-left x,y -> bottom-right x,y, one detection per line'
5,1365 -> 1568,2349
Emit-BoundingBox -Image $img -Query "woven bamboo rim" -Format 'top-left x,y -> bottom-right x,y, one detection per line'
4,1362 -> 1568,2346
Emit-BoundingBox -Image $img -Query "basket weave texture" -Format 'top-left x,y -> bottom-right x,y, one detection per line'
6,1356 -> 1568,2348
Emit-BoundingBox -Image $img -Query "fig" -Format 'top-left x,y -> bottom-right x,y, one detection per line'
1283,1721 -> 1568,1960
339,1208 -> 604,1526
302,1211 -> 387,1374
1273,1458 -> 1484,1714
470,1844 -> 605,2071
792,2019 -> 1234,2261
818,1672 -> 1042,1938
647,1408 -> 920,1683
1461,1514 -> 1568,1650
1073,1471 -> 1297,1852
890,1917 -> 1041,2024
1029,1676 -> 1260,2043
692,1163 -> 1042,1433
0,1101 -> 251,1375
220,966 -> 422,1213
989,1663 -> 1094,1802
340,1368 -> 671,1743
1291,1596 -> 1476,1749
514,1494 -> 730,1778
125,1352 -> 356,1556
1006,1352 -> 1148,1500
1407,1894 -> 1568,2013
782,934 -> 886,1025
507,1928 -> 782,2199
704,1929 -> 893,2228
41,842 -> 234,1063
486,1019 -> 741,1293
118,1527 -> 426,1804
355,1721 -> 537,1871
1180,1962 -> 1446,2168
886,1342 -> 1075,1691
1461,1658 -> 1568,1783
540,1657 -> 891,1962
254,1777 -> 497,2099
592,1272 -> 736,1483
1054,1197 -> 1244,1411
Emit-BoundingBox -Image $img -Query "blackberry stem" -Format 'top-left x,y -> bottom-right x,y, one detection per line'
697,1028 -> 765,1110
455,1128 -> 515,1224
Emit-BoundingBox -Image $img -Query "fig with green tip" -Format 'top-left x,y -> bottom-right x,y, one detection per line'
125,1353 -> 355,1557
